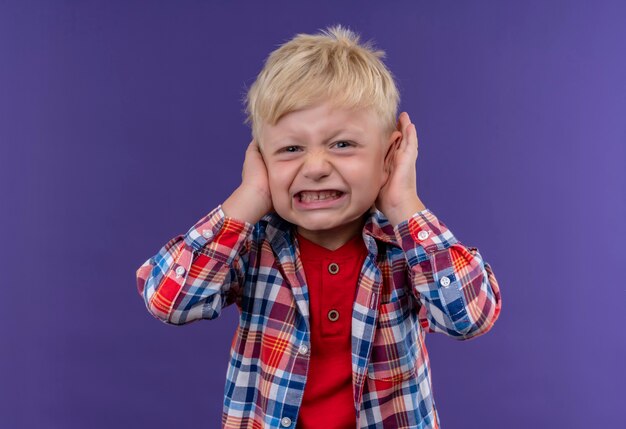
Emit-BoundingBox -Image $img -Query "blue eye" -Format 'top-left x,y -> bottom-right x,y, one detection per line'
282,146 -> 301,153
279,141 -> 353,153
334,140 -> 353,148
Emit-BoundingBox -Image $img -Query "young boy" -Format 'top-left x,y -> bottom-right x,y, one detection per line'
136,25 -> 502,429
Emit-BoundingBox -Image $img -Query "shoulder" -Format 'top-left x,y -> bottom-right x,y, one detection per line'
254,212 -> 295,245
364,208 -> 400,249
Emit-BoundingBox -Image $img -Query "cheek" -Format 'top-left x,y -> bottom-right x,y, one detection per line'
267,171 -> 290,199
346,163 -> 385,196
368,160 -> 388,192
376,155 -> 387,183
367,157 -> 387,183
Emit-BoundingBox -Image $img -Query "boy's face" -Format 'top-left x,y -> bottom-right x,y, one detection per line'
259,101 -> 401,250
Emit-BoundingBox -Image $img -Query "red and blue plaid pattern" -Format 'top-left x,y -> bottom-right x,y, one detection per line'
136,205 -> 502,428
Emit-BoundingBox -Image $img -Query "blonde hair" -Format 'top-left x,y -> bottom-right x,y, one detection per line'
244,25 -> 400,143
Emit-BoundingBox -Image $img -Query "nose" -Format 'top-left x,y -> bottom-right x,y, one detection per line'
301,150 -> 332,180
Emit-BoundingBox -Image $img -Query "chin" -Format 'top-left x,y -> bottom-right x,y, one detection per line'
288,215 -> 340,231
293,218 -> 336,231
302,222 -> 341,232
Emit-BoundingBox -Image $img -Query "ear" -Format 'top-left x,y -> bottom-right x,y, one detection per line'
382,130 -> 402,183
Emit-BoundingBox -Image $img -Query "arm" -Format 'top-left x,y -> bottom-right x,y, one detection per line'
393,208 -> 502,340
136,139 -> 273,325
376,112 -> 501,340
135,204 -> 254,325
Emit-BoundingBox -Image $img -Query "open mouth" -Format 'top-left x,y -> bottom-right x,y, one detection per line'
295,190 -> 345,203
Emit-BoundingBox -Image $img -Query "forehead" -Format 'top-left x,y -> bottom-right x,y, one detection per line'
261,102 -> 384,145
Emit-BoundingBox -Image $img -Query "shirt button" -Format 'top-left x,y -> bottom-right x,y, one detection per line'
327,309 -> 340,322
328,262 -> 339,274
202,229 -> 213,239
298,344 -> 309,355
417,230 -> 430,241
281,416 -> 292,427
440,276 -> 451,287
175,266 -> 185,276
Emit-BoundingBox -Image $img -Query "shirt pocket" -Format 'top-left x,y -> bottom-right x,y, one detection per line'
367,292 -> 418,383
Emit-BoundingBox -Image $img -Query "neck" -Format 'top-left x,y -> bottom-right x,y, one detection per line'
294,213 -> 367,251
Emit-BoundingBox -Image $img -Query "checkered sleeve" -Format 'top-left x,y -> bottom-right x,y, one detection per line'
393,208 -> 502,340
135,204 -> 254,325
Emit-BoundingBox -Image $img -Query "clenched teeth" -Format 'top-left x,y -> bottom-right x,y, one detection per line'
298,190 -> 342,202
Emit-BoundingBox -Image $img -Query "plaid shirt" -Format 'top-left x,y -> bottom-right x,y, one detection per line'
136,205 -> 502,429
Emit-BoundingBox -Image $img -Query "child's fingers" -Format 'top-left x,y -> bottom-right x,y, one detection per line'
396,112 -> 414,153
406,124 -> 419,158
396,112 -> 405,129
398,122 -> 412,154
403,123 -> 415,143
397,112 -> 408,131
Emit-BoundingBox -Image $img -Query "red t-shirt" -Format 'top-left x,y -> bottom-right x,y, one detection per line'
295,230 -> 368,429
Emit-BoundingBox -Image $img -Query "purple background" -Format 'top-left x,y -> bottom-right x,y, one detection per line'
1,1 -> 624,428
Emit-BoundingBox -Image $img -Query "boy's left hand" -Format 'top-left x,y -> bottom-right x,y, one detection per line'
375,112 -> 426,227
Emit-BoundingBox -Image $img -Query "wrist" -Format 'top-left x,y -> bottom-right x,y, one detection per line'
222,186 -> 269,224
385,196 -> 426,227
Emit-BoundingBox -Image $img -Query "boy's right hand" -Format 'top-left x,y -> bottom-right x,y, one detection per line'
222,139 -> 274,224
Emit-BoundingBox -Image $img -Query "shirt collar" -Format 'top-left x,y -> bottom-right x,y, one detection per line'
259,207 -> 400,251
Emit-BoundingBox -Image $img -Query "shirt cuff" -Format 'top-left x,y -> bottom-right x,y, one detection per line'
392,208 -> 460,265
183,204 -> 254,255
